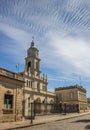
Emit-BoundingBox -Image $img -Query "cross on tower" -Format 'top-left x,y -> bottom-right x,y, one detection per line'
31,36 -> 34,47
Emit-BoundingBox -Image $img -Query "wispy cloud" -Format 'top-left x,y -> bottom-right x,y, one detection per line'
40,30 -> 90,75
0,0 -> 90,93
0,0 -> 89,35
0,23 -> 32,62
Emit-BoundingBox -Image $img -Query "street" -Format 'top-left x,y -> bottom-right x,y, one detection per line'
14,114 -> 90,130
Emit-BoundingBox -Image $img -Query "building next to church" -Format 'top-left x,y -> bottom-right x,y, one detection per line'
87,98 -> 90,110
0,68 -> 24,122
55,85 -> 88,113
21,40 -> 55,118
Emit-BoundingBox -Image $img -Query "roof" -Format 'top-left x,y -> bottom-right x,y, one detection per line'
0,68 -> 24,82
55,84 -> 86,93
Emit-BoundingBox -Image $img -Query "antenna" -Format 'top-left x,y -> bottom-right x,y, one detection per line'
79,76 -> 81,86
16,64 -> 19,73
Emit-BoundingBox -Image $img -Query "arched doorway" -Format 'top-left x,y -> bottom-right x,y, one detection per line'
35,97 -> 41,114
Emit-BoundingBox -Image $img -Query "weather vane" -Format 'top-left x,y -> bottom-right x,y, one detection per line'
32,36 -> 34,42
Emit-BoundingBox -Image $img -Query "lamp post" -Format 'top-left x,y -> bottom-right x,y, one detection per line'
22,89 -> 25,121
30,100 -> 35,124
15,86 -> 18,122
30,102 -> 33,124
64,103 -> 66,115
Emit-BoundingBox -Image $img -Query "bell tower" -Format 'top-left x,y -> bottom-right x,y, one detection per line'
24,38 -> 48,93
25,39 -> 41,78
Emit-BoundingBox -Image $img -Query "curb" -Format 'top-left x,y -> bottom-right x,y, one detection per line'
5,122 -> 46,130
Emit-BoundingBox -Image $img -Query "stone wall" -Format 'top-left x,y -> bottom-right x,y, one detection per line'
0,72 -> 24,122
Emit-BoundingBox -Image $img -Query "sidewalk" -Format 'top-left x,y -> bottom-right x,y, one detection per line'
0,112 -> 90,130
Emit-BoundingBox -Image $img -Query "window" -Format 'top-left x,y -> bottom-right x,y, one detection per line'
28,97 -> 30,108
37,83 -> 40,91
29,81 -> 30,87
36,62 -> 39,70
70,92 -> 74,99
26,80 -> 31,87
56,93 -> 62,102
4,94 -> 13,109
31,81 -> 33,88
26,80 -> 28,86
58,94 -> 62,100
42,85 -> 46,91
35,51 -> 38,57
28,61 -> 31,68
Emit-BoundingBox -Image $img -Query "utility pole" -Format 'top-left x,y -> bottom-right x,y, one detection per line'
16,64 -> 19,73
79,76 -> 81,86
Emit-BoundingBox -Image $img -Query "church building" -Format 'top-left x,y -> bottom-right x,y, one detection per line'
22,40 -> 55,118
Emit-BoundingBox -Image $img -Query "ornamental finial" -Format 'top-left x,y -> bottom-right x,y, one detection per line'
31,36 -> 34,47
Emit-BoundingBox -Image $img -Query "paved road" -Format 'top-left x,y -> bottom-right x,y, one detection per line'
14,114 -> 90,130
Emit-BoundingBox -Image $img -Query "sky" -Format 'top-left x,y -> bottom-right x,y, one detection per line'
0,0 -> 90,96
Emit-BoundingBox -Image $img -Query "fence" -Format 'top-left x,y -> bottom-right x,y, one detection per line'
30,102 -> 79,117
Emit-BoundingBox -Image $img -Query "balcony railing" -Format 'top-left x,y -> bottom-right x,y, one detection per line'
0,68 -> 23,81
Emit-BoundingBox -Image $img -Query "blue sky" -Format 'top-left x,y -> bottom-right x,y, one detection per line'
0,0 -> 90,96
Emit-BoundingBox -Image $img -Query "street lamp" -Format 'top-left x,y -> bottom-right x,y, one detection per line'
30,101 -> 35,124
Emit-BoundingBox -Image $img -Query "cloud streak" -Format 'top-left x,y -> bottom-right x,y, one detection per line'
0,0 -> 89,35
0,0 -> 90,94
